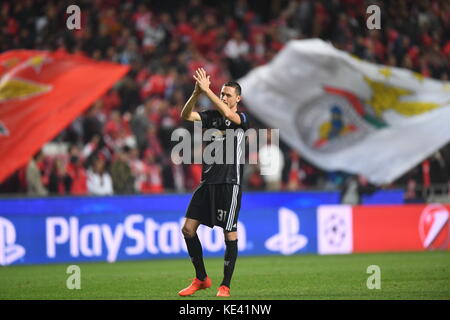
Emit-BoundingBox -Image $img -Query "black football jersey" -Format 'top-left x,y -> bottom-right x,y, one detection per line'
198,110 -> 250,185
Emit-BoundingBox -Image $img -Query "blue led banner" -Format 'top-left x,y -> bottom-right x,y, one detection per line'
0,190 -> 403,265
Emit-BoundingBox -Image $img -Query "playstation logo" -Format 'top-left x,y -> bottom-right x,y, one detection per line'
265,207 -> 308,255
323,213 -> 347,247
0,217 -> 26,266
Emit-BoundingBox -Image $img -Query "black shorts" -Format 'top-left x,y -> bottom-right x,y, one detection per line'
185,183 -> 242,232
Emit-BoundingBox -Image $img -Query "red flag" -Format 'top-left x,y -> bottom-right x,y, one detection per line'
0,50 -> 130,183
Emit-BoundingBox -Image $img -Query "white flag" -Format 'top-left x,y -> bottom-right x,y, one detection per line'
239,39 -> 450,185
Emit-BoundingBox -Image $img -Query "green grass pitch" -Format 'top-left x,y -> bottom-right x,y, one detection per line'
0,251 -> 448,300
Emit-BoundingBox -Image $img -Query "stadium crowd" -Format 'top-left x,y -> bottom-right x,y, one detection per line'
1,0 -> 449,199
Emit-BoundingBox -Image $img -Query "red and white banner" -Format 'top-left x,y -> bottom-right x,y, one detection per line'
0,50 -> 130,183
318,204 -> 450,254
239,39 -> 450,185
353,203 -> 450,252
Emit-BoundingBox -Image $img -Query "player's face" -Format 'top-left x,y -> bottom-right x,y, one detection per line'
220,86 -> 241,109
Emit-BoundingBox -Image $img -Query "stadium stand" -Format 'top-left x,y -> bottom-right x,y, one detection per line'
0,0 -> 449,201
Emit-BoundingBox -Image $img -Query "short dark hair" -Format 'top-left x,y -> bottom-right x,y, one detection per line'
223,81 -> 242,96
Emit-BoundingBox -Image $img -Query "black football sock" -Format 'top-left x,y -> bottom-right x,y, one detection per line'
221,239 -> 238,288
184,234 -> 207,281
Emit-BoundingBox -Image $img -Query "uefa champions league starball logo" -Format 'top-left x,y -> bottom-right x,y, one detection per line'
324,213 -> 347,247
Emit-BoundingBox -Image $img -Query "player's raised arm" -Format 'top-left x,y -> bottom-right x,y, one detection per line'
193,68 -> 242,125
180,82 -> 202,122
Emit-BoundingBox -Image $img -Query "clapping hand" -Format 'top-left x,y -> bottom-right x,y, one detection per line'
193,68 -> 211,93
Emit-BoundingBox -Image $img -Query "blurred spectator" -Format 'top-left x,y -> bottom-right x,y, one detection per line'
110,146 -> 135,194
26,150 -> 48,196
340,175 -> 377,205
245,164 -> 265,191
128,147 -> 146,192
140,149 -> 164,193
65,145 -> 87,195
429,151 -> 449,188
250,32 -> 268,65
117,77 -> 141,114
130,99 -> 153,153
82,135 -> 102,163
101,88 -> 121,115
258,130 -> 284,190
104,110 -> 128,140
87,156 -> 113,195
224,31 -> 251,79
285,150 -> 305,191
186,163 -> 202,191
82,103 -> 104,145
141,68 -> 167,99
340,175 -> 361,205
146,123 -> 163,159
163,154 -> 186,193
48,157 -> 72,195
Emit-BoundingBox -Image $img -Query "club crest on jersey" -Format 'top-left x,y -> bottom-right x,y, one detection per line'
225,119 -> 231,126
